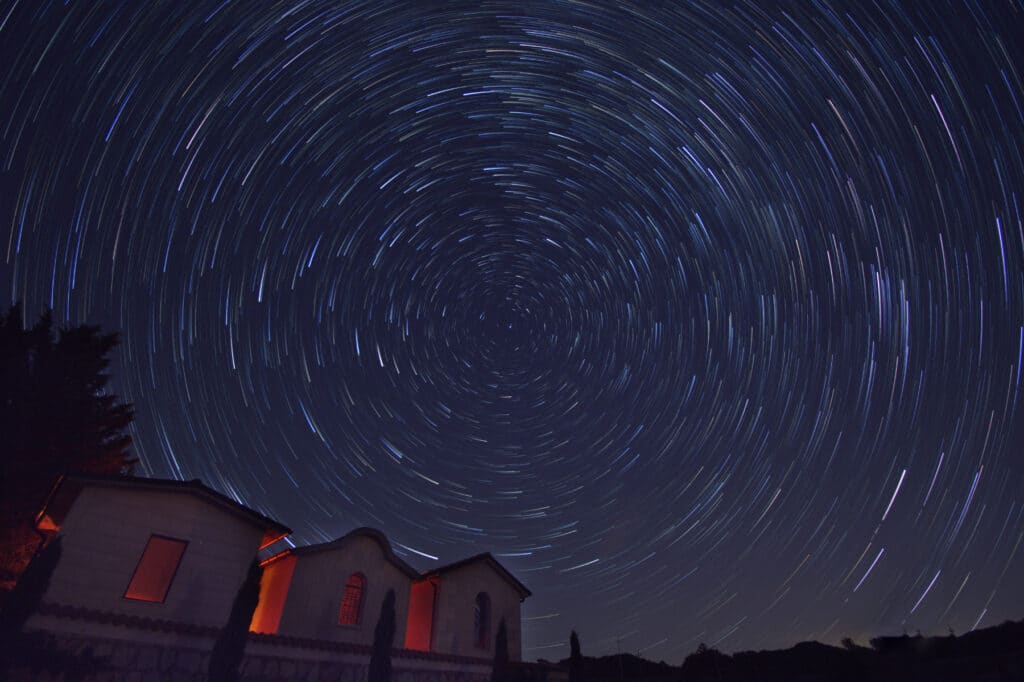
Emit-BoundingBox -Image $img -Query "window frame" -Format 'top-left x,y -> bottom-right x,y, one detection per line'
473,592 -> 491,650
122,534 -> 188,604
338,572 -> 367,626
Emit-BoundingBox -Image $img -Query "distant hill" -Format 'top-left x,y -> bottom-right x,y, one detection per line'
548,619 -> 1024,682
554,652 -> 677,682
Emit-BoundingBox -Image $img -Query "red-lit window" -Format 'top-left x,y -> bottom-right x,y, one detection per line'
474,592 -> 491,649
124,535 -> 187,603
338,573 -> 366,625
405,578 -> 438,651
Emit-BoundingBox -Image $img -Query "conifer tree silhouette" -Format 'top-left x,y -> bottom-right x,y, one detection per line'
369,589 -> 397,682
0,304 -> 133,592
0,536 -> 62,652
208,559 -> 262,682
491,619 -> 510,682
569,630 -> 584,682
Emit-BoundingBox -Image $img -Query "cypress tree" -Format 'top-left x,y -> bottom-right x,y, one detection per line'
208,559 -> 262,682
491,619 -> 510,682
569,630 -> 584,682
0,535 -> 62,658
369,589 -> 397,682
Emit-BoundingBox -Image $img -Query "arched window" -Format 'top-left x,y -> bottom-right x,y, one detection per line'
473,592 -> 491,649
338,573 -> 366,625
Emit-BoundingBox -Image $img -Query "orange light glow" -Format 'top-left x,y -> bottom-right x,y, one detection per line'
258,549 -> 292,568
36,514 -> 60,532
124,535 -> 187,603
405,578 -> 439,651
250,552 -> 296,633
259,529 -> 290,550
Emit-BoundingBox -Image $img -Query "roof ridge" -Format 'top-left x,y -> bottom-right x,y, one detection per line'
53,474 -> 291,542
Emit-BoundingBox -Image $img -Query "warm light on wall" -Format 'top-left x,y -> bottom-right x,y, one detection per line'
123,535 -> 187,603
250,551 -> 297,634
36,514 -> 60,532
259,529 -> 290,550
405,577 -> 439,651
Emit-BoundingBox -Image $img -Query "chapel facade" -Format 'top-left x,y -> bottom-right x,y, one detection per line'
28,474 -> 530,662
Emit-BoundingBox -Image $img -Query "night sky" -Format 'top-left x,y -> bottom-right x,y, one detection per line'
2,0 -> 1024,663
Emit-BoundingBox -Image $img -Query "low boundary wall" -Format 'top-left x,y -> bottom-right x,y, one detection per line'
10,603 -> 566,682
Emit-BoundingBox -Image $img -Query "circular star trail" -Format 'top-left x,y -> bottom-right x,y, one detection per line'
2,0 -> 1023,662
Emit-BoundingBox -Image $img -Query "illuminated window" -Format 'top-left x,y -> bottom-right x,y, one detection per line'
338,573 -> 366,625
474,592 -> 491,649
405,579 -> 437,651
124,535 -> 187,603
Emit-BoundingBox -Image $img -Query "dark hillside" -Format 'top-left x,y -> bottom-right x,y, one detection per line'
548,619 -> 1024,682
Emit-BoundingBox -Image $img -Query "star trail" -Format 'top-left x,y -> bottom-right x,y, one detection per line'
2,0 -> 1023,662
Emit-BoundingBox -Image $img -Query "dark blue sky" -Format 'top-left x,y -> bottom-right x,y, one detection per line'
2,0 -> 1023,663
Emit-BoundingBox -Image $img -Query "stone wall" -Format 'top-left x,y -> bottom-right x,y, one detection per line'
6,631 -> 497,682
11,604 -> 562,682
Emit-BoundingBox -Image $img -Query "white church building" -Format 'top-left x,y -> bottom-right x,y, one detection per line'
23,474 -> 534,680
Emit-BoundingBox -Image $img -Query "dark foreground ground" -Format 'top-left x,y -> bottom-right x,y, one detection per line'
550,619 -> 1024,682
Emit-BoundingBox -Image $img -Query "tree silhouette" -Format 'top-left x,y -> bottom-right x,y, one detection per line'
369,589 -> 397,682
491,619 -> 510,682
569,630 -> 584,682
208,559 -> 262,682
0,304 -> 133,592
0,536 -> 62,652
681,643 -> 729,681
0,535 -> 107,677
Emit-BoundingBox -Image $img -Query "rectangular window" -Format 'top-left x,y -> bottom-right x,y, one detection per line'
404,579 -> 437,651
124,535 -> 187,603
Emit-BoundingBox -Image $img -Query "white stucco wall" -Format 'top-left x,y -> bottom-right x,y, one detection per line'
431,561 -> 524,661
42,485 -> 265,628
277,534 -> 412,645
